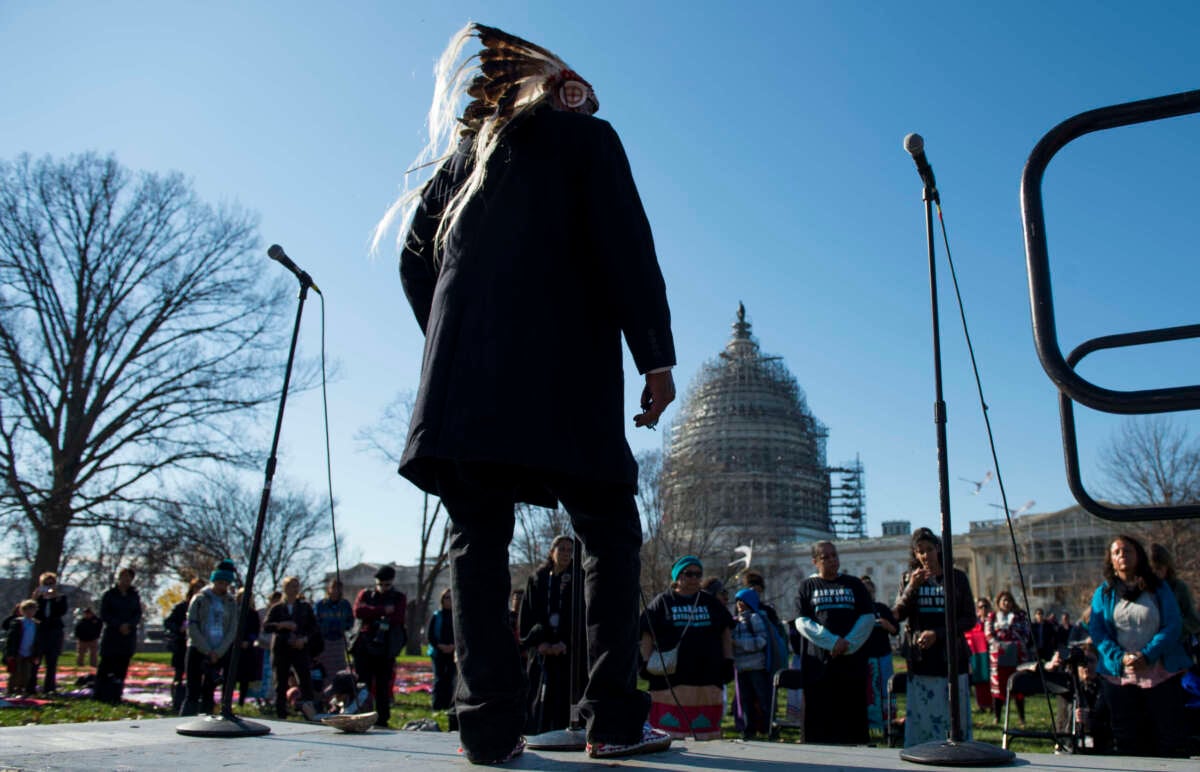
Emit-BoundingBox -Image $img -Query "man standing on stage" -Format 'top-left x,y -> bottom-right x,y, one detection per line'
795,541 -> 875,744
378,23 -> 676,765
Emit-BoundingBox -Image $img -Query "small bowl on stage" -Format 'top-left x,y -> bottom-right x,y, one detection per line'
320,712 -> 378,733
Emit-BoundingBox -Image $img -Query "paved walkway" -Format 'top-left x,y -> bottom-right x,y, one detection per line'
1,718 -> 1196,771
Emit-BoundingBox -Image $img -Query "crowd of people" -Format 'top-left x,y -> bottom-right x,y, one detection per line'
2,530 -> 1198,763
624,529 -> 1198,758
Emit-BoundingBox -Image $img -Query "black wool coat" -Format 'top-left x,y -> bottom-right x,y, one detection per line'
399,108 -> 675,503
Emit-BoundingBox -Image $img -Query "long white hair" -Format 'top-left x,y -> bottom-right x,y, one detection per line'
371,23 -> 593,258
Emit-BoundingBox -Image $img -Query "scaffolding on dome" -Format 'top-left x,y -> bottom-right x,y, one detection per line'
662,303 -> 835,550
829,455 -> 868,540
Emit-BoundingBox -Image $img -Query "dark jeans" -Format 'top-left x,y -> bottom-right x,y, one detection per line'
735,668 -> 771,737
273,647 -> 314,719
35,626 -> 63,692
804,654 -> 869,744
431,652 -> 456,711
435,462 -> 649,760
182,647 -> 229,715
170,645 -> 188,712
1101,673 -> 1188,757
353,651 -> 396,726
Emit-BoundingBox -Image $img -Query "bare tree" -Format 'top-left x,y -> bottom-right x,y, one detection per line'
148,475 -> 333,602
0,153 -> 289,586
357,391 -> 449,653
511,502 -> 570,579
652,453 -> 745,589
1099,416 -> 1200,586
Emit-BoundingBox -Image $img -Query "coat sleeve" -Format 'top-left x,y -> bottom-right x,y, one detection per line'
262,603 -> 285,634
1089,585 -> 1124,671
892,576 -> 916,623
518,575 -> 544,648
1143,583 -> 1182,663
389,594 -> 407,628
187,596 -> 210,655
354,589 -> 382,622
216,601 -> 239,656
580,120 -> 675,374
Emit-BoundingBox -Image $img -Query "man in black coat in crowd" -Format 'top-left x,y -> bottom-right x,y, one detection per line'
96,567 -> 142,704
385,23 -> 676,765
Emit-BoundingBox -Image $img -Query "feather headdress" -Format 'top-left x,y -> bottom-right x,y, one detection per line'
373,23 -> 598,256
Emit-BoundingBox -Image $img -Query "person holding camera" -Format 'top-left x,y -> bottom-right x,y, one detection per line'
263,576 -> 319,720
352,565 -> 407,728
31,572 -> 68,694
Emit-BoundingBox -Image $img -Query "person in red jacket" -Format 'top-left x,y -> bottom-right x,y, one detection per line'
352,565 -> 407,727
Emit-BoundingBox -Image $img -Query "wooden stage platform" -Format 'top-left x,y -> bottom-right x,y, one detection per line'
0,718 -> 1195,771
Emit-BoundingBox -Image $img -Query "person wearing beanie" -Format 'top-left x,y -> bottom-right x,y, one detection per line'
352,564 -> 407,727
795,541 -> 874,744
180,560 -> 238,716
640,556 -> 734,740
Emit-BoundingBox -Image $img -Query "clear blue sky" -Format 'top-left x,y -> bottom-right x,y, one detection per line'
3,2 -> 1197,571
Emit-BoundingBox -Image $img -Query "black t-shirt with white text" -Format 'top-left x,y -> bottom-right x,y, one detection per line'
640,590 -> 734,688
795,574 -> 873,678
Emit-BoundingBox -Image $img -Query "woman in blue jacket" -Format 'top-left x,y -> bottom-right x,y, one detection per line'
1088,534 -> 1191,757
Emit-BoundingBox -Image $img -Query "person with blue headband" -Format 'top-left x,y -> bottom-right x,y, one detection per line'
640,556 -> 734,740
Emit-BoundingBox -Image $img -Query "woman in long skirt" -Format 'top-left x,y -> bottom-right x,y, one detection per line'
640,556 -> 734,740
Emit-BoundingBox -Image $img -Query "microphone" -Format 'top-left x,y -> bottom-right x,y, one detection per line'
903,133 -> 939,202
267,244 -> 321,294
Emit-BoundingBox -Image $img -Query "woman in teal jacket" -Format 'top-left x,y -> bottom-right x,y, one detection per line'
1088,534 -> 1191,757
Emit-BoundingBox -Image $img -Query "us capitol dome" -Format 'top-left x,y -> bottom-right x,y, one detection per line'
662,304 -> 864,551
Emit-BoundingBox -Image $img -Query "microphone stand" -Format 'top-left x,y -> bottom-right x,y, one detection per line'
177,278 -> 314,737
900,183 -> 1013,766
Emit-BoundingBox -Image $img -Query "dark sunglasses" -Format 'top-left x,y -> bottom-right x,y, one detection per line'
679,570 -> 703,579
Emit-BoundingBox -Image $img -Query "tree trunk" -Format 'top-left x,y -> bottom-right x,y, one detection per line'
30,515 -> 68,594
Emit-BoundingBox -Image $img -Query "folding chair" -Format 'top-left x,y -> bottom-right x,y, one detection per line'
1001,668 -> 1073,750
885,672 -> 907,747
768,668 -> 804,741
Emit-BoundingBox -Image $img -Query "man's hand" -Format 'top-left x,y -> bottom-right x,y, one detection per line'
634,370 -> 675,429
831,637 -> 850,658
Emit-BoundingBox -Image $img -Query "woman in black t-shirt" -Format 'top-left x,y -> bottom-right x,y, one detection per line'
639,556 -> 734,740
892,528 -> 976,748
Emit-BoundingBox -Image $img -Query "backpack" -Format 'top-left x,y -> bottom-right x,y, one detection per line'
764,615 -> 790,675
